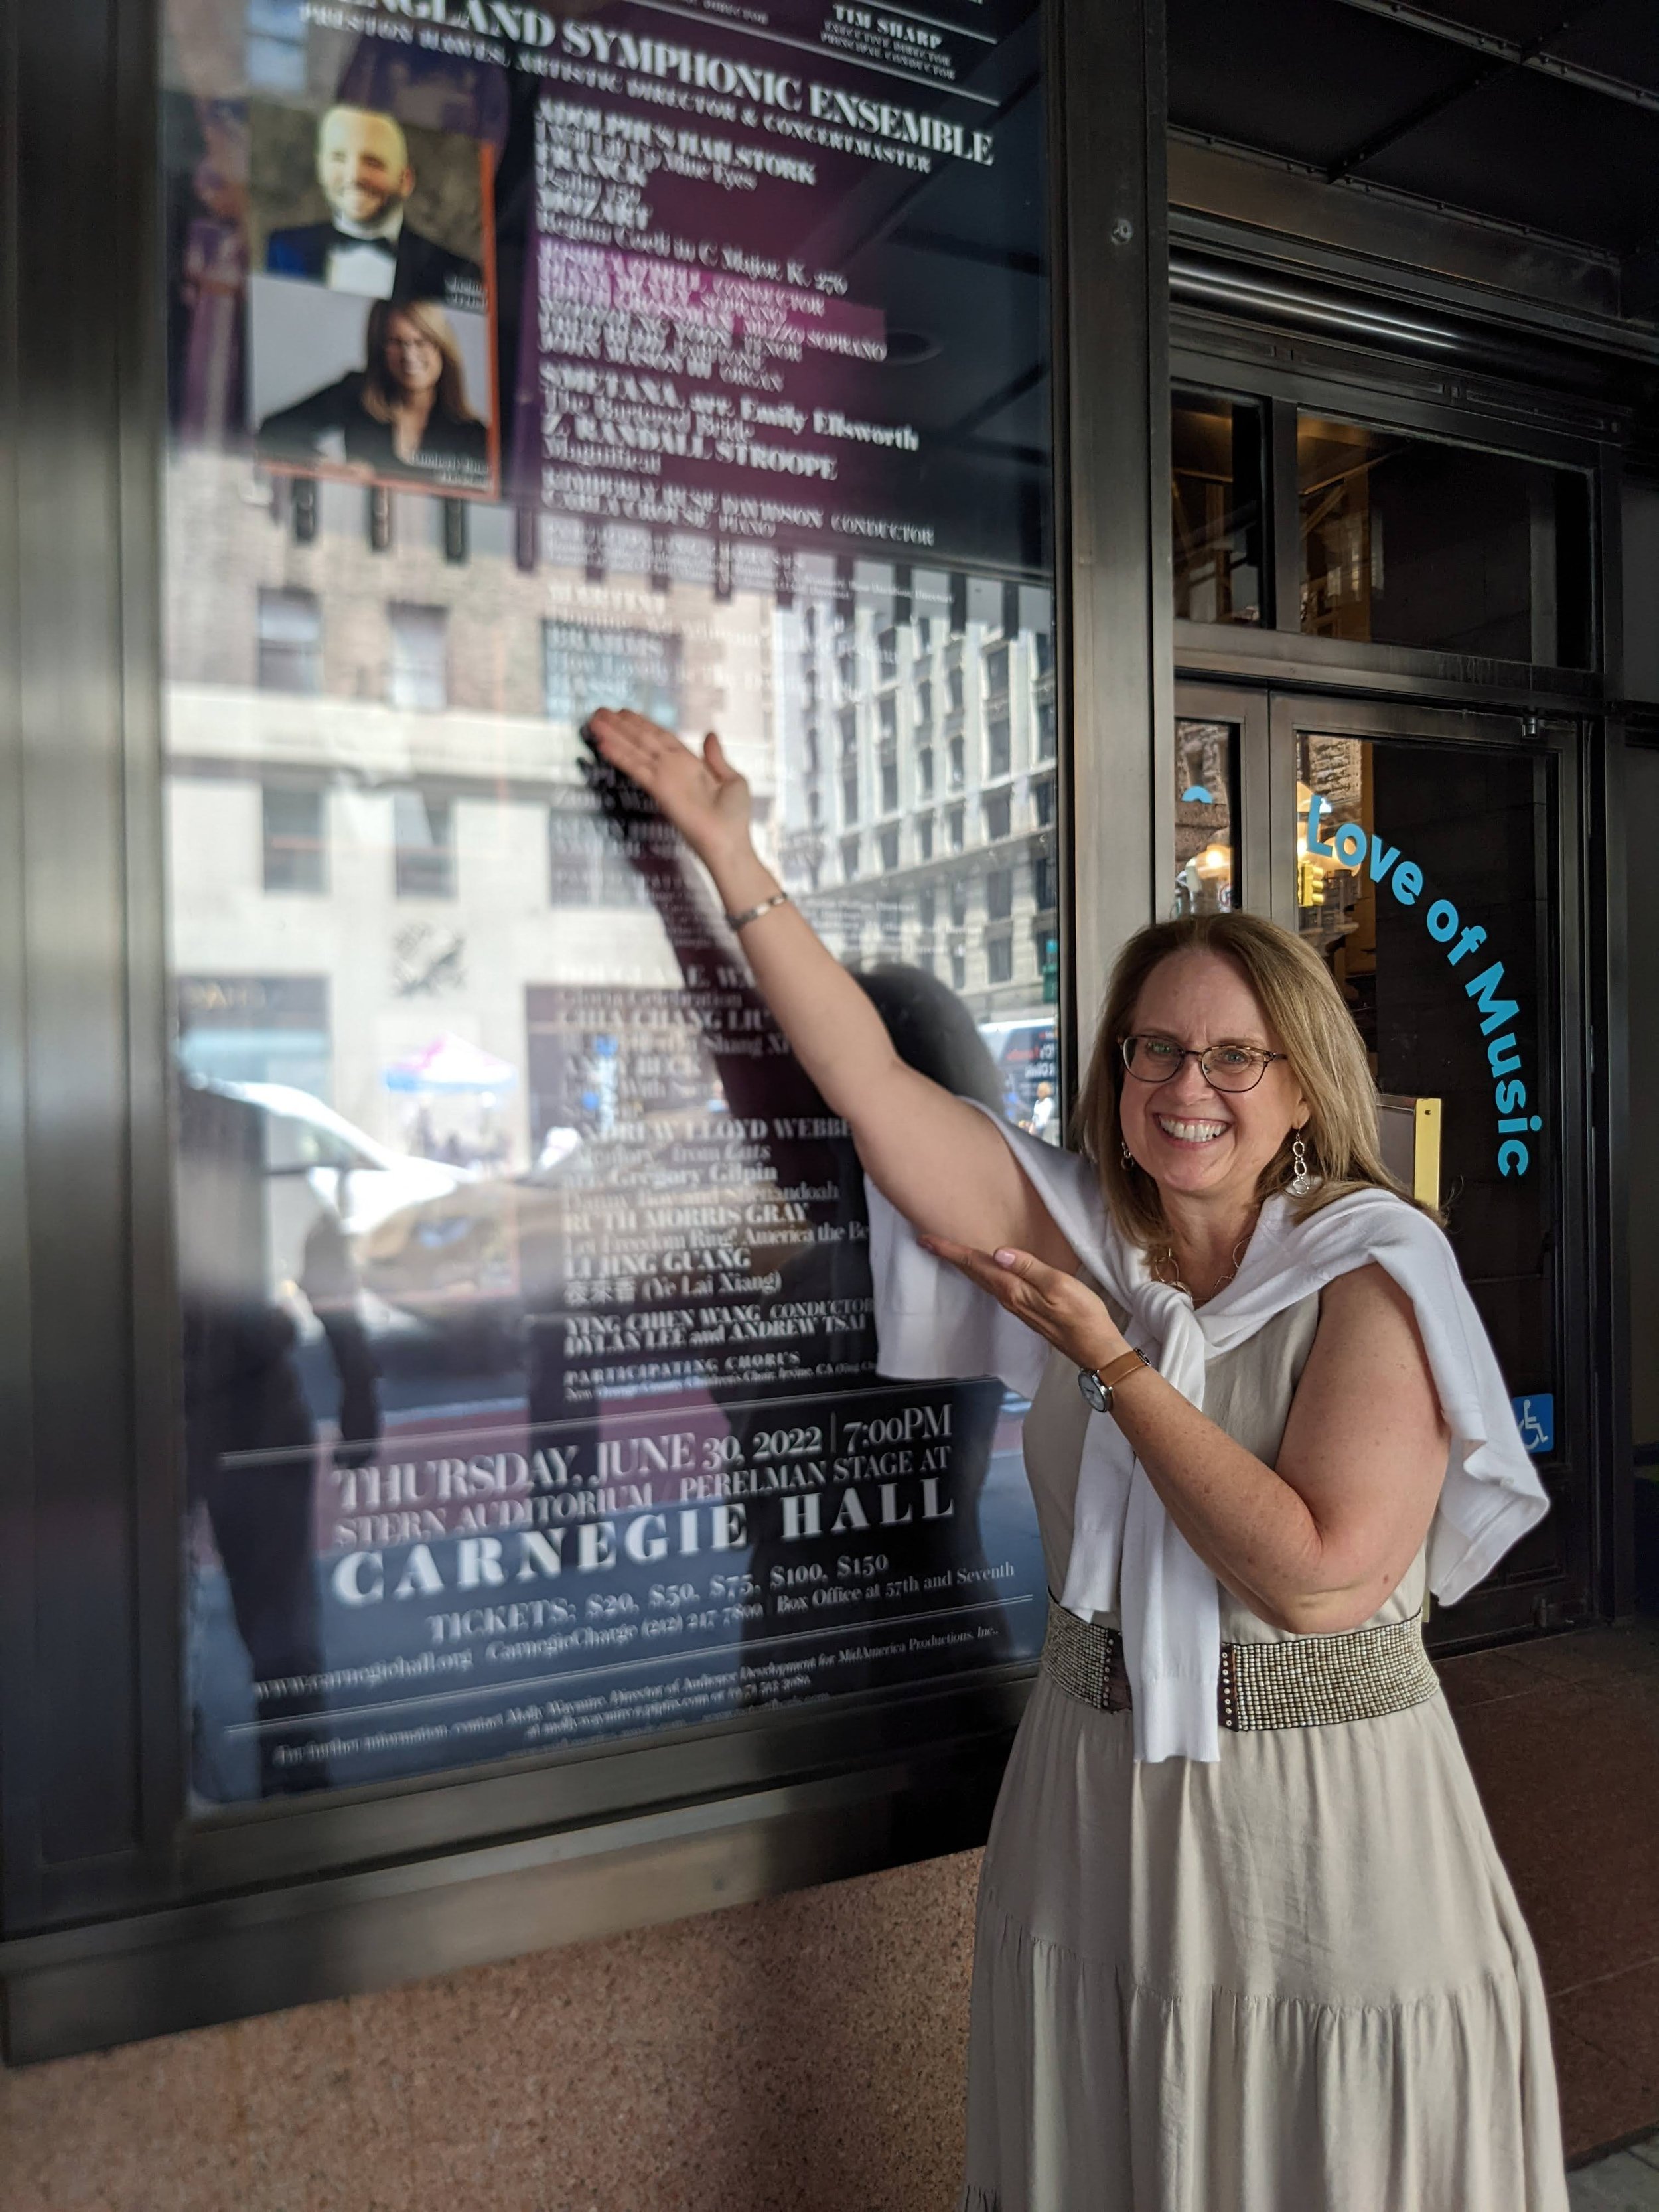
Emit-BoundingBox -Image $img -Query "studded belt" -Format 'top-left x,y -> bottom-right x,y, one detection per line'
1040,1595 -> 1441,1731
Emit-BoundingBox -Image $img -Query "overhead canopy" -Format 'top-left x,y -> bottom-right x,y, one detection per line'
1170,0 -> 1659,276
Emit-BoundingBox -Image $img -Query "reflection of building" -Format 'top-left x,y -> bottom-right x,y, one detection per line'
774,562 -> 1058,1025
175,972 -> 332,1096
163,452 -> 777,1169
165,453 -> 1059,1168
1173,718 -> 1235,915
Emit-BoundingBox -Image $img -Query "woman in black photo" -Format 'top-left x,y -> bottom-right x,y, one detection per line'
259,296 -> 489,488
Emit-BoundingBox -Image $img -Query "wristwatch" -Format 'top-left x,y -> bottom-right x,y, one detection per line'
1077,1346 -> 1152,1415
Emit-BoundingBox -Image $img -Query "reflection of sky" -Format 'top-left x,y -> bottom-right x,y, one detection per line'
246,0 -> 307,95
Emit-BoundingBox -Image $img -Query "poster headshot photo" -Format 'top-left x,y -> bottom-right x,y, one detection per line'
248,100 -> 490,314
250,275 -> 496,496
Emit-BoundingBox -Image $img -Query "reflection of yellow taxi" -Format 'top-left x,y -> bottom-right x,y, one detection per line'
180,1078 -> 467,1333
358,1121 -> 816,1338
359,1169 -> 526,1318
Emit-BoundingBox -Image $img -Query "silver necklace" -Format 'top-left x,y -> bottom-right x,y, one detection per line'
1150,1224 -> 1256,1303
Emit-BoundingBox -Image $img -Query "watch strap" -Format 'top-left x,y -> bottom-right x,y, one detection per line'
1095,1347 -> 1151,1394
1078,1345 -> 1152,1415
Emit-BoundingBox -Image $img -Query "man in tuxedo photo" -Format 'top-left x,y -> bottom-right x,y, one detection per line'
264,104 -> 483,307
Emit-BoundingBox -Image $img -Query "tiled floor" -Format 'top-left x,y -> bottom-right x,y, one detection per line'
1570,2134 -> 1659,2209
1441,1619 -> 1659,2162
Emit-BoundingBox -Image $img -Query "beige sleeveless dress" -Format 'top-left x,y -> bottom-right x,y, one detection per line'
960,1294 -> 1567,2212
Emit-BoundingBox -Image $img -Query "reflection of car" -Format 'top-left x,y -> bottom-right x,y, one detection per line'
214,1080 -> 467,1246
359,1120 -> 811,1334
358,1165 -> 532,1321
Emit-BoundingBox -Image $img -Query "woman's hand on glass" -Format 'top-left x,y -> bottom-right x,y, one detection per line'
585,710 -> 754,871
920,1235 -> 1126,1376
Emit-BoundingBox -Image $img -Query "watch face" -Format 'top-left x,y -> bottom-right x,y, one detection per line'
1076,1366 -> 1108,1414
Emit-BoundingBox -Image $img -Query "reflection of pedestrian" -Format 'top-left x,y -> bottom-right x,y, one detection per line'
169,99 -> 250,440
1028,1080 -> 1058,1144
258,297 -> 489,487
177,1078 -> 380,1799
265,104 -> 482,305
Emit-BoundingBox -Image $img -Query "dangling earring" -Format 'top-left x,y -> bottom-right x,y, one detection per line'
1121,1140 -> 1133,1169
1286,1132 -> 1315,1197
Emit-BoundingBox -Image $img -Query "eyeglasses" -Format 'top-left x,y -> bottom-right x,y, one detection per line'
1119,1034 -> 1286,1094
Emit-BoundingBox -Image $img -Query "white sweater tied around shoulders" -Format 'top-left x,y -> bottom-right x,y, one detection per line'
865,1104 -> 1550,1763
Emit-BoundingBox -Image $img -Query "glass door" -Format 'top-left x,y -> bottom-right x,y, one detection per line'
1175,684 -> 1588,1637
1282,696 -> 1583,1629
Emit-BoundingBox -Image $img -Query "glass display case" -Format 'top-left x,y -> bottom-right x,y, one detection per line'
158,0 -> 1060,1808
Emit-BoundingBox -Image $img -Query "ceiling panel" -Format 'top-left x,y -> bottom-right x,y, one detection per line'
1169,0 -> 1659,258
1544,0 -> 1659,98
1355,66 -> 1659,249
1168,0 -> 1484,169
1426,1 -> 1588,40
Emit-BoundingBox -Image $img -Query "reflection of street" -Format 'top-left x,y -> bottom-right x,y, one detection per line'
181,836 -> 1058,1802
179,780 -> 1062,1800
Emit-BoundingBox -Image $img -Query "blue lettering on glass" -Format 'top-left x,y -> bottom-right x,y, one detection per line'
1512,1394 -> 1555,1455
1305,812 -> 1544,1178
1465,962 -> 1520,1035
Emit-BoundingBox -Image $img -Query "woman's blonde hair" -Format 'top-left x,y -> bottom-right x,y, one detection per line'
1074,909 -> 1425,1246
361,299 -> 479,427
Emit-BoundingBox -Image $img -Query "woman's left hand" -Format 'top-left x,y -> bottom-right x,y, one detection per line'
920,1235 -> 1129,1377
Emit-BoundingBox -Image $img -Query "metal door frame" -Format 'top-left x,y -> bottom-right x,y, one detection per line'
1171,680 -> 1273,917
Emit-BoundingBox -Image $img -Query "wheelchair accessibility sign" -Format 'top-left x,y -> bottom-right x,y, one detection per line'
1512,1395 -> 1555,1456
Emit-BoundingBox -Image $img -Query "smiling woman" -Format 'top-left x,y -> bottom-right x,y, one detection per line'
585,706 -> 1566,2212
1084,911 -> 1417,1270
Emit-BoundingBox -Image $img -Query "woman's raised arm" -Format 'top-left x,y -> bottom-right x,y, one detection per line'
585,710 -> 1073,1267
